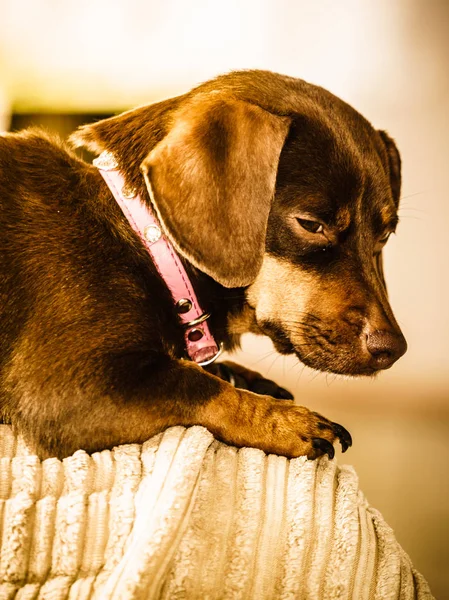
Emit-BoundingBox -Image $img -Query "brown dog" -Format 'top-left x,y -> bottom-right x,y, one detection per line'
0,70 -> 406,459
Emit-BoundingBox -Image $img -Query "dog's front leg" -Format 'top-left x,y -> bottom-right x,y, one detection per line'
25,359 -> 350,460
153,360 -> 351,459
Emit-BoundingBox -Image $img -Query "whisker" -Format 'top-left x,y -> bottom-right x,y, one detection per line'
398,206 -> 428,213
295,362 -> 308,388
325,373 -> 338,387
249,350 -> 278,367
309,369 -> 324,383
266,353 -> 281,377
399,191 -> 426,202
395,215 -> 424,221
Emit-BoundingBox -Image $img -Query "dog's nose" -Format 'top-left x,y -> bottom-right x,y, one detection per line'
365,330 -> 407,370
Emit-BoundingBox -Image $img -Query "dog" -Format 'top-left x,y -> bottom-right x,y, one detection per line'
0,70 -> 406,460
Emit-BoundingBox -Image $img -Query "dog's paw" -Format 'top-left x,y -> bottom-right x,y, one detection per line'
205,361 -> 294,400
201,387 -> 352,460
253,399 -> 352,459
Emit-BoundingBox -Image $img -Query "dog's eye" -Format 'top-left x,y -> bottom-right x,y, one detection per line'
297,218 -> 324,234
374,232 -> 392,254
379,232 -> 391,243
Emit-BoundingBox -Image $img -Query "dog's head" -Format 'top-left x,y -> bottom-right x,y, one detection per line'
72,70 -> 406,376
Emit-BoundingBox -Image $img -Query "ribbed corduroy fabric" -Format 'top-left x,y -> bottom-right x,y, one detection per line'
0,424 -> 434,600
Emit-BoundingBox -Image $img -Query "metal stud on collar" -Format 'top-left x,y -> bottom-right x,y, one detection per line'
188,328 -> 204,342
122,184 -> 137,199
144,225 -> 162,244
92,151 -> 119,171
176,298 -> 193,314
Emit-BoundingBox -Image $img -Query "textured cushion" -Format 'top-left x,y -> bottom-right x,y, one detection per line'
0,424 -> 434,599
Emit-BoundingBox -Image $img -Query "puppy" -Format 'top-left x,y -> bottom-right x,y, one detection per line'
0,70 -> 406,459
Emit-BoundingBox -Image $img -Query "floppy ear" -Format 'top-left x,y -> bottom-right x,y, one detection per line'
378,130 -> 401,206
141,96 -> 291,288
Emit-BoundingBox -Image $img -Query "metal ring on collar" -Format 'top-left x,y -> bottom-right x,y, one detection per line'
197,343 -> 224,367
183,312 -> 211,328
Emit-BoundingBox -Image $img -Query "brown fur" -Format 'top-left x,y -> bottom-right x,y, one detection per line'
0,70 -> 406,459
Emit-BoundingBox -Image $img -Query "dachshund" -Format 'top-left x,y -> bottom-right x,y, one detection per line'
0,70 -> 406,459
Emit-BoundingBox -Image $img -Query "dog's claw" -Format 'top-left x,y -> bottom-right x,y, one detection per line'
273,386 -> 294,400
311,437 -> 335,460
332,422 -> 352,452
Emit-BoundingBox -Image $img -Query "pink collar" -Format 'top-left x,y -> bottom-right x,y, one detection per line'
94,151 -> 221,366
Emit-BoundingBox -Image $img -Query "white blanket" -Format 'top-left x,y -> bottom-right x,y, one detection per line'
0,424 -> 434,599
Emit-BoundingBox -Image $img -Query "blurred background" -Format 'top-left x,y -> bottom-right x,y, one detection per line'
1,0 -> 448,595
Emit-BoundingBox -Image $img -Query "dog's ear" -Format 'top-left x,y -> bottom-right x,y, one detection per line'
378,130 -> 401,206
141,96 -> 291,288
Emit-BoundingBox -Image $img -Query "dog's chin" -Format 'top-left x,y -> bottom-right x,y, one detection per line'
257,320 -> 296,355
294,348 -> 382,378
272,338 -> 296,355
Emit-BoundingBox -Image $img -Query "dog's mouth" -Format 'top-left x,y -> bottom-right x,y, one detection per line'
258,317 -> 406,377
294,344 -> 382,377
257,320 -> 296,355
